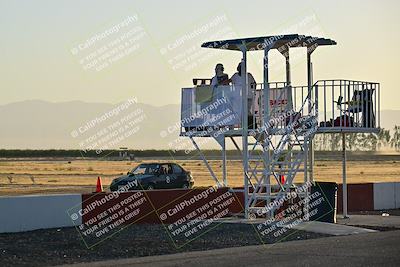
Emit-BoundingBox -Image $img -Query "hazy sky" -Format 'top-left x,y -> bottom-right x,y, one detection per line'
1,0 -> 399,109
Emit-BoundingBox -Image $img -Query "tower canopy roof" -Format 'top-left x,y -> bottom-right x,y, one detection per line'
201,34 -> 336,51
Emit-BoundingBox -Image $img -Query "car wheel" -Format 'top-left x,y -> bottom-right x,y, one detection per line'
182,183 -> 189,189
146,184 -> 155,190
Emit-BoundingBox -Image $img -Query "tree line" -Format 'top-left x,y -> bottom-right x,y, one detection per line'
313,125 -> 400,151
0,126 -> 399,157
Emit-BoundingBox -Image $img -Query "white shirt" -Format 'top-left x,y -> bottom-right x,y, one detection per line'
231,72 -> 256,99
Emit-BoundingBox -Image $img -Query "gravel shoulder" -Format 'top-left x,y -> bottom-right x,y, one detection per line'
0,223 -> 329,267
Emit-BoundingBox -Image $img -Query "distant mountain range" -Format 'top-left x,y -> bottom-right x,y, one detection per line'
0,100 -> 399,149
0,100 -> 182,150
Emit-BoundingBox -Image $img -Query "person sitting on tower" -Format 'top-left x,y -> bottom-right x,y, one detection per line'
211,63 -> 230,87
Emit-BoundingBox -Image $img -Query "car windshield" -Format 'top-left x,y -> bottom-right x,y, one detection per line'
131,164 -> 159,175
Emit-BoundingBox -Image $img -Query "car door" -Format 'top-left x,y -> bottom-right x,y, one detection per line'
159,164 -> 174,189
136,164 -> 157,190
165,164 -> 178,189
156,164 -> 169,189
172,164 -> 186,188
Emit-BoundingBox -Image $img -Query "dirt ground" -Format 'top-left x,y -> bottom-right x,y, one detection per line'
0,155 -> 400,196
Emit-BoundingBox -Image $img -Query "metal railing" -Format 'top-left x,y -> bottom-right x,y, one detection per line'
180,79 -> 380,133
312,79 -> 380,132
180,82 -> 292,133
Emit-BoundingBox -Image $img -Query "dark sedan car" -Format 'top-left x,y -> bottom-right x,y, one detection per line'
110,163 -> 194,191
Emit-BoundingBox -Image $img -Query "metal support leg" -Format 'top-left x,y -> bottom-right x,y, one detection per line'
222,137 -> 227,186
189,137 -> 222,187
304,137 -> 310,220
263,47 -> 271,218
342,133 -> 348,218
310,140 -> 314,183
240,47 -> 249,219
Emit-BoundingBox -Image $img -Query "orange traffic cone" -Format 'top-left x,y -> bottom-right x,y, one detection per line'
96,176 -> 104,193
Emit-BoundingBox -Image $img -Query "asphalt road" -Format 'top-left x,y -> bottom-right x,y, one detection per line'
63,230 -> 400,267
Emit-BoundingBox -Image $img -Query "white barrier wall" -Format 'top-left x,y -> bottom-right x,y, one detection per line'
373,183 -> 396,210
373,183 -> 397,210
1,182 -> 400,234
0,194 -> 81,233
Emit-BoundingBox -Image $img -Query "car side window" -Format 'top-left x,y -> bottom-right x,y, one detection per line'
147,164 -> 159,174
159,164 -> 169,175
167,164 -> 173,174
132,165 -> 146,175
172,164 -> 183,174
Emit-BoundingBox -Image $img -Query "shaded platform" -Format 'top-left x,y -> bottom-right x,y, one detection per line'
286,221 -> 376,236
337,214 -> 400,229
213,217 -> 376,236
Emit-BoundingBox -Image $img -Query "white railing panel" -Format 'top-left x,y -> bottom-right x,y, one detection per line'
181,85 -> 242,129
